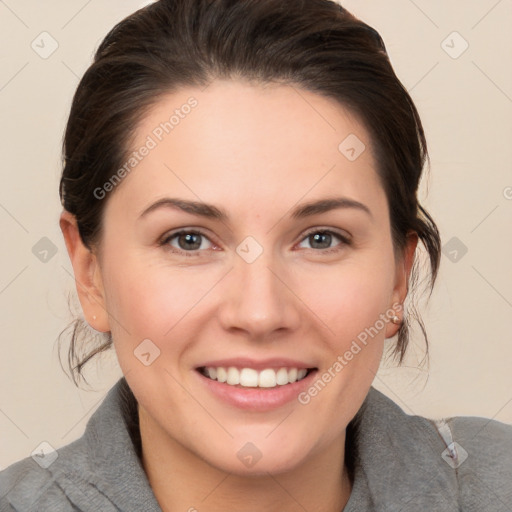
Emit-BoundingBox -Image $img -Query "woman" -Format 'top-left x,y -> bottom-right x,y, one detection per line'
1,0 -> 511,510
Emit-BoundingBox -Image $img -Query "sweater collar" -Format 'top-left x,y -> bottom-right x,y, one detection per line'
78,377 -> 457,511
343,385 -> 459,511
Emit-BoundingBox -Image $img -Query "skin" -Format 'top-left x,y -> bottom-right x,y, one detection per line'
60,79 -> 417,512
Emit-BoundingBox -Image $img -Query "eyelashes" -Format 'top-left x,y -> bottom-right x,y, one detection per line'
159,230 -> 214,257
298,227 -> 351,253
159,227 -> 352,258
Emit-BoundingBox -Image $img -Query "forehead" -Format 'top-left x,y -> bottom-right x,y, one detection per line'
107,79 -> 386,220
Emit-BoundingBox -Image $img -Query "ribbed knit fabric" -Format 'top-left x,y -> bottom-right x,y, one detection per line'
1,377 -> 511,511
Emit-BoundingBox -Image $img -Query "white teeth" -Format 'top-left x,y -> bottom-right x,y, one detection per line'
240,368 -> 259,387
258,369 -> 276,388
276,368 -> 289,385
217,367 -> 227,383
297,368 -> 307,380
203,366 -> 311,388
226,367 -> 240,385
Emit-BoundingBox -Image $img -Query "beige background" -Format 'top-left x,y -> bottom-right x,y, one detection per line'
1,0 -> 511,468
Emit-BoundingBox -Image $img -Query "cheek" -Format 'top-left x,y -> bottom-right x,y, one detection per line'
306,253 -> 395,351
101,255 -> 211,350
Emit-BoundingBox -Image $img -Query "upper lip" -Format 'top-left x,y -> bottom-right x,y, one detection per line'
196,357 -> 317,371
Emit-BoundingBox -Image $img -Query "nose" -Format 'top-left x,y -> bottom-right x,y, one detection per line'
217,248 -> 301,340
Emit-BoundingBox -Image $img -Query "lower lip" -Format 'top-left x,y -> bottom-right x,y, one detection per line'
195,369 -> 318,411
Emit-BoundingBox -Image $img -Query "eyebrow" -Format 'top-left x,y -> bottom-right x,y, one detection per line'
139,196 -> 372,221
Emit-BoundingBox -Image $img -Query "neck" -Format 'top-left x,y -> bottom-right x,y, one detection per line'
139,405 -> 353,512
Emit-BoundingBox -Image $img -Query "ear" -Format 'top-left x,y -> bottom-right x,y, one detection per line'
59,210 -> 110,332
385,231 -> 418,338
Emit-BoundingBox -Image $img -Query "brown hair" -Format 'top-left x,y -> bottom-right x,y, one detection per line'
58,0 -> 441,387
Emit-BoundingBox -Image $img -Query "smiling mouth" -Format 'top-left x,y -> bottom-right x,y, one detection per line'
197,366 -> 317,388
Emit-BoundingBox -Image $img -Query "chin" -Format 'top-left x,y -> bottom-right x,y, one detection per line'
201,438 -> 309,477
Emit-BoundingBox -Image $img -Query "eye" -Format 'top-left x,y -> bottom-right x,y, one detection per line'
159,229 -> 215,257
159,227 -> 351,257
297,228 -> 351,254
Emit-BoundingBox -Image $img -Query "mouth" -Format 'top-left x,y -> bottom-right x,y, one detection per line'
197,366 -> 317,389
194,360 -> 320,411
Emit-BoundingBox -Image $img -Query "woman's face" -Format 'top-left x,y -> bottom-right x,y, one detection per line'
86,80 -> 412,475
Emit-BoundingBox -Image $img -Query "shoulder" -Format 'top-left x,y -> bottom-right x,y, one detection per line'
441,414 -> 512,507
1,378 -> 155,512
356,387 -> 512,509
364,386 -> 512,465
0,438 -> 89,511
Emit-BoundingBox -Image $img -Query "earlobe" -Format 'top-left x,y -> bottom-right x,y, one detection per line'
385,231 -> 418,338
59,210 -> 110,332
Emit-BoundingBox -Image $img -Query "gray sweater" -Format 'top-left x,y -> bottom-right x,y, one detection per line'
1,377 -> 511,511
